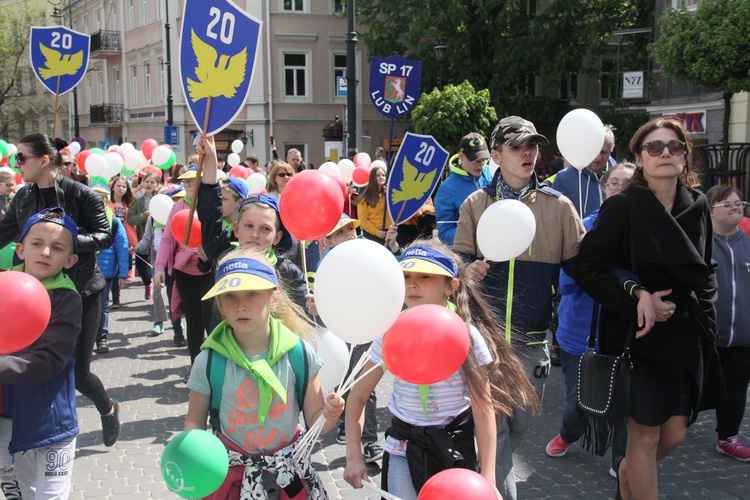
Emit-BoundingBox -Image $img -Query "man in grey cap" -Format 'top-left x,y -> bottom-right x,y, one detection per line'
434,132 -> 493,245
453,116 -> 585,499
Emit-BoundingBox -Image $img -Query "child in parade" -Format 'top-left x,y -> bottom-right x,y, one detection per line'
93,185 -> 129,354
0,208 -> 81,498
183,247 -> 345,499
108,175 -> 137,306
0,169 -> 13,220
128,170 -> 161,301
343,239 -> 537,499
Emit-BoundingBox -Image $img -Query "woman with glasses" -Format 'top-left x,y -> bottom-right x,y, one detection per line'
705,185 -> 750,462
0,133 -> 122,447
266,162 -> 294,199
575,119 -> 725,499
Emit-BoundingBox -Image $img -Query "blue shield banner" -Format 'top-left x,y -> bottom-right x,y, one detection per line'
179,0 -> 262,135
387,132 -> 449,225
369,56 -> 422,119
30,26 -> 89,96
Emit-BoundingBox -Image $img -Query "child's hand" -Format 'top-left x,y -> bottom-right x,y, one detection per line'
154,271 -> 165,289
305,293 -> 318,316
323,392 -> 344,421
343,459 -> 369,489
385,225 -> 399,253
128,246 -> 136,254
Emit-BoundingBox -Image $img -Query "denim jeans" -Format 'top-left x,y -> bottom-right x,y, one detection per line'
97,278 -> 114,341
386,454 -> 418,500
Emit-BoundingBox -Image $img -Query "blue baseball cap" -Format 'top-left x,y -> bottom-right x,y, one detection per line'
202,257 -> 278,300
238,194 -> 293,252
399,245 -> 458,278
223,177 -> 249,199
18,207 -> 78,253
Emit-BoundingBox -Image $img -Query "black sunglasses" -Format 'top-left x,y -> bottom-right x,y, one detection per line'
14,152 -> 42,165
640,140 -> 686,157
276,172 -> 293,178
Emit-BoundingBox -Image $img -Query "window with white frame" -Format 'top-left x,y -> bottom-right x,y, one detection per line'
129,64 -> 138,104
61,119 -> 69,138
98,72 -> 104,103
599,58 -> 616,101
559,73 -> 578,101
333,54 -> 346,98
31,120 -> 39,135
157,57 -> 165,100
109,2 -> 117,29
17,121 -> 25,139
94,9 -> 101,30
332,0 -> 344,14
144,60 -> 151,104
283,0 -> 305,12
141,0 -> 148,25
85,76 -> 91,107
671,0 -> 699,9
127,0 -> 134,29
83,13 -> 88,33
155,0 -> 162,20
283,52 -> 307,98
28,68 -> 36,94
46,120 -> 53,137
113,67 -> 121,103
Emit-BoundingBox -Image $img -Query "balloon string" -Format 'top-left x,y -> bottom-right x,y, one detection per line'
133,252 -> 154,269
361,480 -> 403,500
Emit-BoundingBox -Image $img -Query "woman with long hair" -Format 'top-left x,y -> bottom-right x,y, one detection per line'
357,165 -> 392,244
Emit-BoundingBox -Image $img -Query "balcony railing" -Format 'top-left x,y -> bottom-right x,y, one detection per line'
90,30 -> 121,54
90,104 -> 123,125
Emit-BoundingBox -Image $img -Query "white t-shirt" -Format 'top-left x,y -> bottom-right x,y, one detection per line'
188,339 -> 323,455
369,324 -> 492,456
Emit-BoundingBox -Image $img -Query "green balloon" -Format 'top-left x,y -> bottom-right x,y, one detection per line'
0,242 -> 15,270
9,155 -> 15,169
161,430 -> 228,498
90,176 -> 108,186
159,150 -> 176,170
89,147 -> 106,156
120,167 -> 135,177
0,140 -> 8,160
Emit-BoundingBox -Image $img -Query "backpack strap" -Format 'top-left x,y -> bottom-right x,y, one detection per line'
288,339 -> 308,409
206,350 -> 227,433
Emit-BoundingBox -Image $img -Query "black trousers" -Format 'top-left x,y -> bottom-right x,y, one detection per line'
715,346 -> 750,440
76,292 -> 113,415
173,269 -> 214,364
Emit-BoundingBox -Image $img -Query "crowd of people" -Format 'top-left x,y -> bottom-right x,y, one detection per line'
0,114 -> 748,499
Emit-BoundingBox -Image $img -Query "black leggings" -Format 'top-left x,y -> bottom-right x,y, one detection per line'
76,292 -> 113,415
715,346 -> 750,440
134,252 -> 152,287
173,270 -> 214,364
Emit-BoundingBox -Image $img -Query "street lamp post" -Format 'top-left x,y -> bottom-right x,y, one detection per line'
434,44 -> 446,89
345,0 -> 357,157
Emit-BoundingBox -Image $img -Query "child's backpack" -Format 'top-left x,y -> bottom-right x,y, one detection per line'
205,340 -> 308,432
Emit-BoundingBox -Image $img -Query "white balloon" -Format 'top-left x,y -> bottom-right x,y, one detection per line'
476,200 -> 536,262
315,239 -> 405,344
119,142 -> 135,156
338,159 -> 356,184
0,166 -> 14,177
217,170 -> 228,181
231,139 -> 244,154
227,153 -> 241,167
354,152 -> 371,168
370,160 -> 387,172
312,329 -> 350,392
556,109 -> 606,170
150,194 -> 174,225
125,152 -> 145,173
151,145 -> 172,167
246,172 -> 266,194
67,142 -> 80,156
319,161 -> 341,179
85,154 -> 106,178
103,152 -> 124,178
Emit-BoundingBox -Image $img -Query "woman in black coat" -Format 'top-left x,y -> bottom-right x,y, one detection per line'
575,118 -> 723,499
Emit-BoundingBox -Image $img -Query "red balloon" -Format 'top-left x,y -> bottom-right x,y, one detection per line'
141,138 -> 159,160
418,469 -> 497,500
382,304 -> 470,385
77,150 -> 92,174
335,176 -> 348,200
279,170 -> 344,241
169,209 -> 202,247
228,165 -> 250,180
141,164 -> 163,180
0,271 -> 51,354
352,166 -> 369,186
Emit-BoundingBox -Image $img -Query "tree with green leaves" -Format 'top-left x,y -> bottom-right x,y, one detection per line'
649,0 -> 750,144
411,80 -> 497,154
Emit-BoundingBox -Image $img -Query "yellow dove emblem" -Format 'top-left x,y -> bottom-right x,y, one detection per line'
391,157 -> 436,204
38,43 -> 84,80
186,29 -> 247,102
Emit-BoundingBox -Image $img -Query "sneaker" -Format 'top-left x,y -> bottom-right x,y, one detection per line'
149,323 -> 164,337
101,399 -> 121,447
550,344 -> 562,367
363,442 -> 383,463
336,427 -> 346,445
96,339 -> 109,354
609,467 -> 617,478
145,283 -> 153,301
716,435 -> 750,462
546,434 -> 572,457
110,302 -> 121,310
173,336 -> 186,347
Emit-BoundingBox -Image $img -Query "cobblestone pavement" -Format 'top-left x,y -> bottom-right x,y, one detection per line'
64,283 -> 750,499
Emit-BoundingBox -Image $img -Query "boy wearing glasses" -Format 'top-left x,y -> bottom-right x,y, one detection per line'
0,170 -> 13,220
434,132 -> 493,246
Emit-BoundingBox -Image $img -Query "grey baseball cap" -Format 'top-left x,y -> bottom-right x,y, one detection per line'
490,116 -> 549,149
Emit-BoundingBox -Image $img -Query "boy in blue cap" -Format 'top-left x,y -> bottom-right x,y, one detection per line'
0,208 -> 82,498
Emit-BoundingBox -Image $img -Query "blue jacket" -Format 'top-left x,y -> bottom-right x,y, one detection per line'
434,155 -> 492,246
556,209 -> 598,356
551,166 -> 604,219
713,229 -> 750,348
1,275 -> 82,454
97,214 -> 129,280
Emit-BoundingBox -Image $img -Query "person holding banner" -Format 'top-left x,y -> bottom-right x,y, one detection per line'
344,240 -> 537,500
453,116 -> 585,499
357,165 -> 393,244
